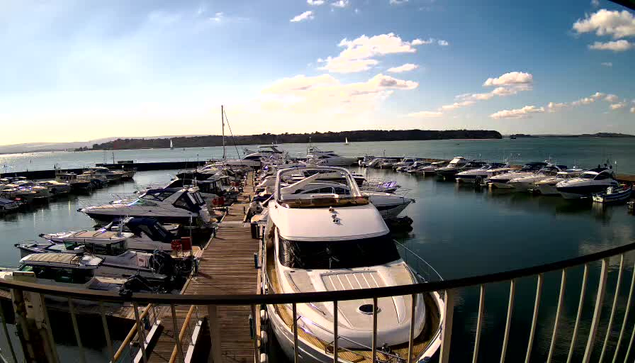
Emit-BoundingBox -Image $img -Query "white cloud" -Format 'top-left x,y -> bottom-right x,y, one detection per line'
407,111 -> 443,118
411,38 -> 434,45
605,94 -> 619,103
387,63 -> 419,73
601,62 -> 613,67
438,39 -> 449,46
483,71 -> 533,87
573,9 -> 635,39
454,71 -> 533,104
571,92 -> 605,106
260,73 -> 418,115
547,102 -> 568,113
331,0 -> 350,8
319,33 -> 425,73
440,101 -> 475,111
390,0 -> 409,4
210,12 -> 224,22
290,11 -> 314,23
610,102 -> 626,110
588,40 -> 633,51
406,71 -> 534,117
307,0 -> 325,5
490,106 -> 545,120
591,0 -> 600,6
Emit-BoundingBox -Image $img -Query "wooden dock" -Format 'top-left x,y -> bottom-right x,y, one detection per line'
148,174 -> 260,363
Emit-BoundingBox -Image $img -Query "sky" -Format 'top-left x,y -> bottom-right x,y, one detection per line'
0,0 -> 634,145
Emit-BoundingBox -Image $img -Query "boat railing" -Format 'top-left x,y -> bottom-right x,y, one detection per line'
395,240 -> 444,283
2,240 -> 635,362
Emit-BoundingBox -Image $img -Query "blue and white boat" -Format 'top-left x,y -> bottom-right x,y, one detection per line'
592,184 -> 633,204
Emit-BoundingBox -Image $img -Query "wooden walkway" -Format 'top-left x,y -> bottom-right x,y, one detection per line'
148,174 -> 260,363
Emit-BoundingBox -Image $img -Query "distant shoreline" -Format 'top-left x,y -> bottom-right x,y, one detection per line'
85,129 -> 503,151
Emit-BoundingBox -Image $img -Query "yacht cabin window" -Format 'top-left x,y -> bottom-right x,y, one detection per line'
278,235 -> 401,269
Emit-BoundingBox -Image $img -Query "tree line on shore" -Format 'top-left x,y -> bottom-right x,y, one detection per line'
85,129 -> 503,151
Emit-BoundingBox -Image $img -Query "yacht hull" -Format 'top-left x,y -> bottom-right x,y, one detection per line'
536,183 -> 559,195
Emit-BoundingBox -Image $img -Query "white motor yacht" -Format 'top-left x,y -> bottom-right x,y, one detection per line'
88,166 -> 124,183
534,169 -> 583,195
420,161 -> 448,176
508,164 -> 567,192
39,217 -> 176,252
455,162 -> 508,184
556,168 -> 619,200
262,166 -> 444,363
37,180 -> 71,196
81,187 -> 211,225
487,162 -> 548,189
57,171 -> 95,191
15,240 -> 195,280
305,147 -> 357,166
0,253 -> 175,298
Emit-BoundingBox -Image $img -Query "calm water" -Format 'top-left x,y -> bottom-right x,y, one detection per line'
2,137 -> 635,174
1,146 -> 635,361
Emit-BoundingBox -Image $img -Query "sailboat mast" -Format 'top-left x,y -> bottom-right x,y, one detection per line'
221,105 -> 226,160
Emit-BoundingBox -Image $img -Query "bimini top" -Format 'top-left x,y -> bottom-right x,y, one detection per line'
275,166 -> 367,208
20,253 -> 103,269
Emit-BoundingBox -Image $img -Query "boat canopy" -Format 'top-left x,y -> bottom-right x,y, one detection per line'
126,217 -> 174,243
20,253 -> 102,268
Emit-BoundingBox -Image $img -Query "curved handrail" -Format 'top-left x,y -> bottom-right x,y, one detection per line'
1,240 -> 634,305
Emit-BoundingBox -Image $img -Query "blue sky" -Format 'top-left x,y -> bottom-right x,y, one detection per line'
0,0 -> 634,145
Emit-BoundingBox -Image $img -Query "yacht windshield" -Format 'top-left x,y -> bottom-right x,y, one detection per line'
278,235 -> 401,269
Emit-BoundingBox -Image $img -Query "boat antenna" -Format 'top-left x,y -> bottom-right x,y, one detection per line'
221,105 -> 226,161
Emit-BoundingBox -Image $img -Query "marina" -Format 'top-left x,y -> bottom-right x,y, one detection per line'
0,139 -> 634,362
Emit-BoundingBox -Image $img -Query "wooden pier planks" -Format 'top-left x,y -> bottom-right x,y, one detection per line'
149,174 -> 260,363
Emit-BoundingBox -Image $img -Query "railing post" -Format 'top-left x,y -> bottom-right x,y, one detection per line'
599,254 -> 624,362
567,264 -> 589,363
0,300 -> 18,363
172,305 -> 184,363
472,285 -> 485,363
292,303 -> 299,363
440,289 -> 456,363
132,302 -> 148,363
547,270 -> 567,363
525,273 -> 543,363
582,258 -> 609,363
98,301 -> 115,363
372,297 -> 378,363
38,294 -> 59,363
207,305 -> 222,363
333,300 -> 338,363
612,260 -> 635,363
68,298 -> 87,363
500,279 -> 516,363
408,294 -> 416,363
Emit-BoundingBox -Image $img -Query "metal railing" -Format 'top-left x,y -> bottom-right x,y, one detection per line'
1,240 -> 635,362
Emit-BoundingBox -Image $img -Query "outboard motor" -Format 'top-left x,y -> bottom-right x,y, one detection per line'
119,274 -> 165,296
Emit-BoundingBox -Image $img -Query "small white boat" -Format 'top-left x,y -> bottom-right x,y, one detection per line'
0,197 -> 19,215
592,184 -> 633,204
